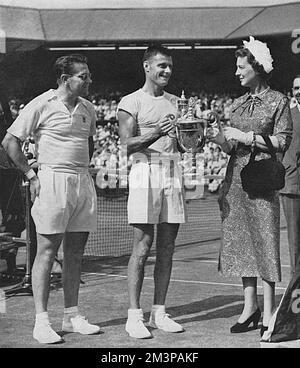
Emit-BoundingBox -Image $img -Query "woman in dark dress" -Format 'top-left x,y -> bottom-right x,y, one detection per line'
214,37 -> 292,337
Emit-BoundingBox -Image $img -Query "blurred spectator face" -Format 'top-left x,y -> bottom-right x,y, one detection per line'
9,99 -> 18,108
292,77 -> 300,104
9,100 -> 19,118
202,102 -> 208,111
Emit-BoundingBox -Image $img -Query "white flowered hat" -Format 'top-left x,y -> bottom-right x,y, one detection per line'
243,36 -> 274,73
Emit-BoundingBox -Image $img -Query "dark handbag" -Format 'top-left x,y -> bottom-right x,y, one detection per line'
240,135 -> 285,195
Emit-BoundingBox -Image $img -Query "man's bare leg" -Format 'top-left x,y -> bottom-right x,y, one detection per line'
149,222 -> 183,333
153,222 -> 179,305
32,233 -> 64,314
63,231 -> 88,308
126,224 -> 154,338
61,231 -> 100,335
32,232 -> 64,343
127,224 -> 154,309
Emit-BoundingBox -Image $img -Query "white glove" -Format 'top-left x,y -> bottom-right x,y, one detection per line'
223,127 -> 254,145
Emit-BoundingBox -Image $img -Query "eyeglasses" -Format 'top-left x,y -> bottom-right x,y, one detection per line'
68,73 -> 92,81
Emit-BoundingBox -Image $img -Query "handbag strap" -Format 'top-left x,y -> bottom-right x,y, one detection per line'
248,134 -> 276,162
261,135 -> 277,160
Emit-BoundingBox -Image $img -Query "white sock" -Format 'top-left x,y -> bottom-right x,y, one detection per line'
127,308 -> 143,319
152,305 -> 165,314
35,311 -> 49,325
64,306 -> 79,320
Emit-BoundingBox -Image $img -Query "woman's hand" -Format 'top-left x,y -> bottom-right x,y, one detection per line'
223,127 -> 254,145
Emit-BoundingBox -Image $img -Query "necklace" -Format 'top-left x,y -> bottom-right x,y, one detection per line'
250,86 -> 270,98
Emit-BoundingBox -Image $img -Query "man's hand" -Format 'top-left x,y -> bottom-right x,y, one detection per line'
208,124 -> 226,146
29,176 -> 40,203
154,115 -> 175,136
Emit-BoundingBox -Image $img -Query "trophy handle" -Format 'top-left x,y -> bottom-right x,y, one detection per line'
206,111 -> 220,127
205,111 -> 221,139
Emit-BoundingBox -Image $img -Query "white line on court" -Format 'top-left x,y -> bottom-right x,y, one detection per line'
15,248 -> 292,269
82,272 -> 287,291
15,249 -> 292,268
151,256 -> 291,268
172,259 -> 291,268
175,300 -> 244,321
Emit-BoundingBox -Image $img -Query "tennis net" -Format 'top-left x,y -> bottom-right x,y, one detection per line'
84,186 -> 221,258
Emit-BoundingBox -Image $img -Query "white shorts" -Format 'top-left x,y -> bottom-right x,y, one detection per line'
128,160 -> 187,224
31,166 -> 97,234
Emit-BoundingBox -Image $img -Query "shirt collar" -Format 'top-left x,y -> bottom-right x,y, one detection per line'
47,89 -> 88,108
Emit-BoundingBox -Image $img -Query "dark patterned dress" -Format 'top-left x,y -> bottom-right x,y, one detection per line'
218,89 -> 292,282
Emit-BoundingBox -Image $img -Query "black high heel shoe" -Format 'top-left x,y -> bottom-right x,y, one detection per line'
260,325 -> 268,337
230,308 -> 261,333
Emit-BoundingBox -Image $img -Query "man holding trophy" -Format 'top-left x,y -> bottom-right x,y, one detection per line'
118,44 -> 187,339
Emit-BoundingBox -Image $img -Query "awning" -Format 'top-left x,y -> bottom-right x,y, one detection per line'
227,2 -> 300,38
0,2 -> 300,52
0,6 -> 44,51
40,7 -> 263,42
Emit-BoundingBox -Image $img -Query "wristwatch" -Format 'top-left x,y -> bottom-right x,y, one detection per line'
25,168 -> 37,180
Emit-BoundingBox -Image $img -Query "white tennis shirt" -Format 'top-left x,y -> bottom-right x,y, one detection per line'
118,89 -> 179,159
7,89 -> 96,170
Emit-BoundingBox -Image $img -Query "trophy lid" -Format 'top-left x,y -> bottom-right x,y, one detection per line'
178,90 -> 188,110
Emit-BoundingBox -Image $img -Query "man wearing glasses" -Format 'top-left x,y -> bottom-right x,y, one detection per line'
280,75 -> 300,277
2,54 -> 100,344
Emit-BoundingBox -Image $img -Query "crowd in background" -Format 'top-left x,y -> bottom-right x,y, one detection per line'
8,88 -> 293,194
90,90 -> 231,193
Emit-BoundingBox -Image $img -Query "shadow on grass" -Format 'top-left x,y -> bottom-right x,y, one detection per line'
96,292 -> 283,330
82,254 -> 156,275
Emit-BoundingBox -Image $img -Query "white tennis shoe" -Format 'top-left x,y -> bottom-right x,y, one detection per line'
125,309 -> 152,339
33,322 -> 63,344
62,315 -> 100,335
149,306 -> 184,333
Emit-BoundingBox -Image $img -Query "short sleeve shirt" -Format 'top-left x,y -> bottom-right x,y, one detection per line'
118,89 -> 179,158
7,89 -> 96,169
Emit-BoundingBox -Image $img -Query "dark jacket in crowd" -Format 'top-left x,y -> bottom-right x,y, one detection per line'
280,105 -> 300,196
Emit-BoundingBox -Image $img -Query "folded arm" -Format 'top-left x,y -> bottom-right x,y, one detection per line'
117,109 -> 173,156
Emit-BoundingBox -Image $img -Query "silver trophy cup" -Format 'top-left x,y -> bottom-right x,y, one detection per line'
169,92 -> 220,153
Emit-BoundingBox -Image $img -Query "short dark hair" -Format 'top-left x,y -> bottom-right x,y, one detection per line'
235,47 -> 271,81
142,44 -> 172,63
54,54 -> 88,79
